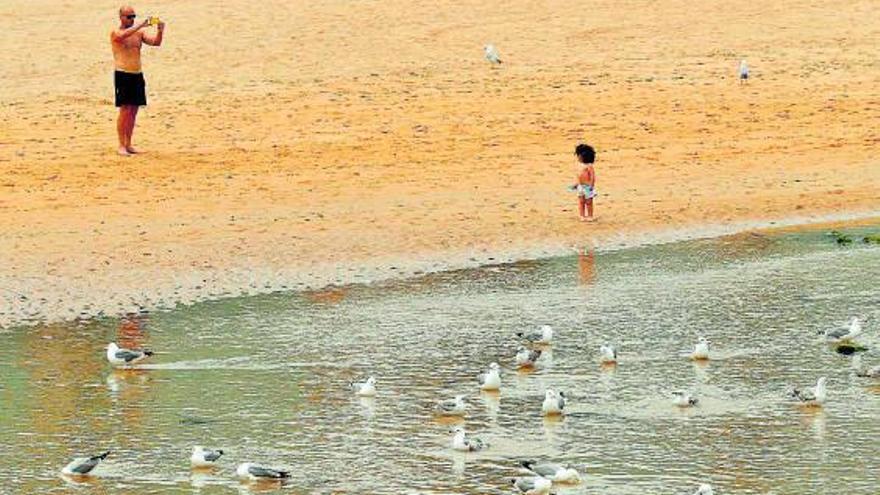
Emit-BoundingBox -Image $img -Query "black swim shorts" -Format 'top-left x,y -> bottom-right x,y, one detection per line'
114,70 -> 147,107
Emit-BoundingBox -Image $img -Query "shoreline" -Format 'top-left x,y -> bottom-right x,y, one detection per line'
2,210 -> 877,330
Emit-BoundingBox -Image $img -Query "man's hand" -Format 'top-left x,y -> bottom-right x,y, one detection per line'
157,21 -> 165,30
138,18 -> 150,30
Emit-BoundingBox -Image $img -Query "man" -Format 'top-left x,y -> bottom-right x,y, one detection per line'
110,6 -> 165,156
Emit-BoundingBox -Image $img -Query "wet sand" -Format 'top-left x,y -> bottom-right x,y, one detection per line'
1,0 -> 879,327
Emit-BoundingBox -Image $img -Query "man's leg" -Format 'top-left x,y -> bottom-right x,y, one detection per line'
117,106 -> 132,156
126,106 -> 140,153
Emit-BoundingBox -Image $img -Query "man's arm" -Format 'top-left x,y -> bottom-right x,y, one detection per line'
143,22 -> 165,46
111,19 -> 149,42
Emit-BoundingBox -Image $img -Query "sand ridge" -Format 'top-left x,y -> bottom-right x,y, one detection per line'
1,0 -> 879,327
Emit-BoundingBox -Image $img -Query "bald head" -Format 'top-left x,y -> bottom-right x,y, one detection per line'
119,5 -> 136,27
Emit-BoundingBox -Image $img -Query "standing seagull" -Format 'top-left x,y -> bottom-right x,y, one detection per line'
790,377 -> 828,407
484,44 -> 502,64
739,59 -> 749,83
822,317 -> 862,343
450,426 -> 488,452
517,325 -> 554,345
478,363 -> 502,391
236,462 -> 291,481
511,476 -> 552,495
435,395 -> 467,416
520,460 -> 581,483
190,446 -> 224,468
105,342 -> 153,367
691,337 -> 710,360
541,389 -> 566,416
599,344 -> 617,364
61,451 -> 110,476
856,364 -> 880,378
671,390 -> 699,408
350,376 -> 377,397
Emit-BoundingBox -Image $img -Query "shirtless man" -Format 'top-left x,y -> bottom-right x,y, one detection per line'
111,6 -> 165,156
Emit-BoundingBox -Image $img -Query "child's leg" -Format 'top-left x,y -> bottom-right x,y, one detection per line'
586,198 -> 594,219
578,196 -> 586,219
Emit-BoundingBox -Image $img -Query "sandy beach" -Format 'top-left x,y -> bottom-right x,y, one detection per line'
1,0 -> 878,327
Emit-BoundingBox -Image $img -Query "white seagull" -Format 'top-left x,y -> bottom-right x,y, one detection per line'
520,460 -> 581,483
484,44 -> 502,65
106,342 -> 153,367
517,325 -> 553,345
695,483 -> 714,495
823,317 -> 862,343
350,376 -> 377,397
61,451 -> 110,476
790,377 -> 827,407
450,426 -> 488,452
435,395 -> 467,416
478,363 -> 501,391
671,390 -> 699,408
190,446 -> 224,468
856,364 -> 880,378
739,59 -> 749,83
541,389 -> 566,416
691,337 -> 710,360
236,462 -> 291,481
599,344 -> 617,364
511,476 -> 552,495
516,346 -> 542,368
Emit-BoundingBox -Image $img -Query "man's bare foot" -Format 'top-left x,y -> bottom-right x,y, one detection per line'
117,146 -> 132,156
579,216 -> 588,222
126,146 -> 141,154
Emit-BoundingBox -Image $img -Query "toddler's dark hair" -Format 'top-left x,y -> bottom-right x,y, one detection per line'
575,144 -> 595,164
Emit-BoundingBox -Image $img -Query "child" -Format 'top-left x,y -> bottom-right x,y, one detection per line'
572,144 -> 596,222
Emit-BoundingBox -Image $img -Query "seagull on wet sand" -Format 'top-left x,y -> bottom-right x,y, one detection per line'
695,483 -> 714,495
61,451 -> 110,476
106,342 -> 153,367
520,460 -> 581,483
478,362 -> 501,391
191,446 -> 224,468
600,344 -> 617,364
822,317 -> 862,343
541,389 -> 566,416
511,476 -> 552,495
517,325 -> 553,345
739,59 -> 749,83
691,337 -> 710,360
236,462 -> 291,481
516,346 -> 542,368
856,364 -> 880,378
350,376 -> 376,397
672,390 -> 699,408
790,377 -> 827,406
450,426 -> 488,452
484,44 -> 502,64
435,395 -> 467,416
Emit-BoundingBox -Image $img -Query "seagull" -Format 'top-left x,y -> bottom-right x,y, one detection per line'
511,476 -> 552,495
738,59 -> 749,83
672,390 -> 699,408
520,460 -> 581,483
599,344 -> 617,364
105,342 -> 153,367
691,337 -> 710,360
695,483 -> 714,495
61,451 -> 110,476
541,389 -> 566,416
516,346 -> 542,368
435,395 -> 467,416
450,426 -> 488,452
191,446 -> 224,468
484,44 -> 502,64
517,325 -> 553,345
790,377 -> 827,406
350,376 -> 376,397
478,362 -> 501,391
856,365 -> 880,378
236,462 -> 291,481
822,317 -> 862,343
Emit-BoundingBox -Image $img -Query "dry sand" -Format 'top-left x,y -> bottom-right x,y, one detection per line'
1,0 -> 878,327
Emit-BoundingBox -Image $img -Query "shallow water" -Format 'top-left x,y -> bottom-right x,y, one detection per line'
1,225 -> 879,494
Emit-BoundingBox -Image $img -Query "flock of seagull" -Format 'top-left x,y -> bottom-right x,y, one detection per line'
58,316 -> 872,494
